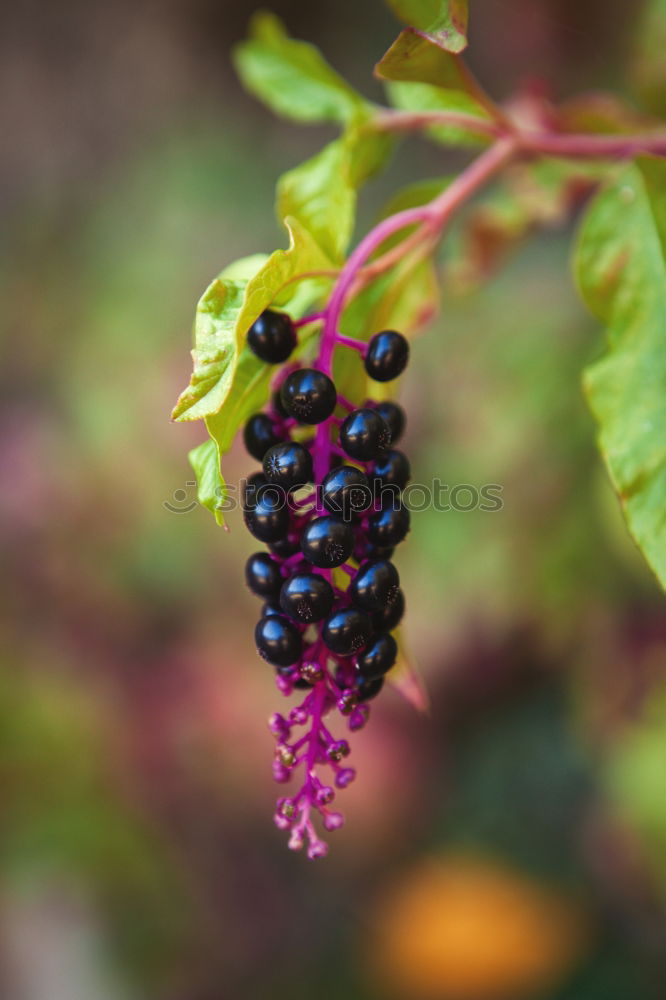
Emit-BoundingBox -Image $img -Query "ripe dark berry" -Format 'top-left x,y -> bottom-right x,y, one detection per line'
370,588 -> 405,633
301,516 -> 354,568
247,309 -> 297,364
263,441 -> 313,490
367,502 -> 410,547
349,559 -> 400,611
321,465 -> 372,520
242,471 -> 268,508
356,633 -> 398,679
255,615 -> 302,667
339,408 -> 391,461
245,552 -> 283,600
280,572 -> 334,624
371,449 -> 411,492
364,330 -> 409,382
243,414 -> 282,462
356,676 -> 384,702
280,368 -> 337,424
374,401 -> 405,443
243,487 -> 289,542
322,607 -> 372,656
269,534 -> 302,558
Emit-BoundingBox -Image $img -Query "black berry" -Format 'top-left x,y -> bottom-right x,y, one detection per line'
263,441 -> 313,490
280,572 -> 334,624
255,615 -> 302,667
371,449 -> 411,492
367,502 -> 410,547
262,602 -> 283,618
242,471 -> 268,508
356,633 -> 397,679
280,368 -> 337,424
243,414 -> 282,462
301,516 -> 355,568
374,401 -> 405,443
365,330 -> 409,382
245,552 -> 283,600
370,588 -> 405,633
243,487 -> 289,542
322,607 -> 372,656
321,465 -> 372,520
247,310 -> 296,364
269,534 -> 302,558
349,559 -> 400,611
356,676 -> 385,702
339,408 -> 391,462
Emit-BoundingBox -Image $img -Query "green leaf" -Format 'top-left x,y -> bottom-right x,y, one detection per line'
172,219 -> 335,422
376,33 -> 469,87
575,156 -> 666,589
276,128 -> 394,262
383,0 -> 443,29
233,12 -> 367,126
377,1 -> 469,96
384,0 -> 468,51
386,81 -> 492,146
188,438 -> 226,527
629,0 -> 666,115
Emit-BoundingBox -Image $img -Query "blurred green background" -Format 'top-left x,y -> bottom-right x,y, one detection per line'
3,1 -> 666,998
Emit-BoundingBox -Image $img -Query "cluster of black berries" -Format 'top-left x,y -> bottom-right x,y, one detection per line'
242,308 -> 411,709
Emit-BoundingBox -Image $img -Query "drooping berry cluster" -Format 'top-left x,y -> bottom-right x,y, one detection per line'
242,308 -> 411,857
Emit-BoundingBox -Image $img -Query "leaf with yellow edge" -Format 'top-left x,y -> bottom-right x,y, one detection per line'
172,218 -> 335,422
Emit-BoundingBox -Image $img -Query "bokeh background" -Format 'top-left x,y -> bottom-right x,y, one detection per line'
3,1 -> 666,998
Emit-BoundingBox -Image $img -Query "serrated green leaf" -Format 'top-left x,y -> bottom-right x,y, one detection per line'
172,218 -> 335,422
384,0 -> 468,52
277,128 -> 395,262
575,156 -> 666,589
233,12 -> 367,126
386,81 -> 491,146
188,438 -> 226,527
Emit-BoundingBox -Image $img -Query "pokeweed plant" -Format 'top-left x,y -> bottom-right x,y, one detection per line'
173,0 -> 666,857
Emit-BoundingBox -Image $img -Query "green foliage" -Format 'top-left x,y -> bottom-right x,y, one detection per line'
188,438 -> 226,527
386,81 -> 491,145
277,128 -> 394,262
233,12 -> 370,126
172,222 -> 333,423
575,157 -> 666,589
383,0 -> 469,54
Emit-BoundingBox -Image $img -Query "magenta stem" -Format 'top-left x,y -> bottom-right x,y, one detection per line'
335,333 -> 367,353
294,311 -> 326,329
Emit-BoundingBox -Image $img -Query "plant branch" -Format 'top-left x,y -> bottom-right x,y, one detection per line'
518,129 -> 666,158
